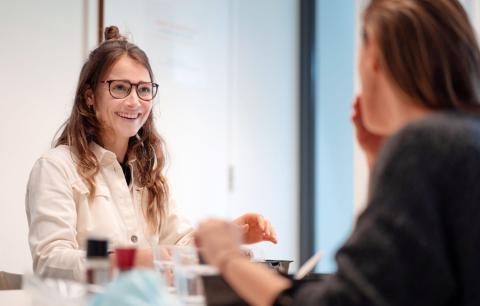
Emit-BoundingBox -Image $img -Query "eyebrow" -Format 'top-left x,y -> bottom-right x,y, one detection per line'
105,78 -> 153,83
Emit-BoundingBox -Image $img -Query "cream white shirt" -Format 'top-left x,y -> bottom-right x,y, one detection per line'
25,143 -> 193,281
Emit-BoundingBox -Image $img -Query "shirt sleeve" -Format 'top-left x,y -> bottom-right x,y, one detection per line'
158,198 -> 194,246
284,124 -> 456,306
25,156 -> 86,281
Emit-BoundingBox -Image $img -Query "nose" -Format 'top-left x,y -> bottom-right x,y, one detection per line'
125,86 -> 142,107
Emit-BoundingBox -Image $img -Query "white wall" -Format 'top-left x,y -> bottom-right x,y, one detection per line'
462,0 -> 480,40
228,0 -> 298,264
105,0 -> 232,223
0,1 -> 86,273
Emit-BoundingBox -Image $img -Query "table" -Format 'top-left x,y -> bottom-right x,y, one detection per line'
0,289 -> 206,306
0,290 -> 32,306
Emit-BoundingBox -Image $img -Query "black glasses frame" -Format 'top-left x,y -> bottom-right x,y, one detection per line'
100,80 -> 159,101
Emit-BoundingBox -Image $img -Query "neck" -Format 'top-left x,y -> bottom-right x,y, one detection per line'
381,77 -> 432,135
100,134 -> 129,163
392,89 -> 431,132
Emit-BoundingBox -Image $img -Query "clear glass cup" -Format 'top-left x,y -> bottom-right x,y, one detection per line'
172,246 -> 214,305
152,245 -> 176,293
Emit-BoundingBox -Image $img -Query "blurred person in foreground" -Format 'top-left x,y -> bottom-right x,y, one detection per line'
195,0 -> 480,305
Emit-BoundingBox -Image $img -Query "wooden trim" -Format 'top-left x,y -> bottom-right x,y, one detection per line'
98,0 -> 104,44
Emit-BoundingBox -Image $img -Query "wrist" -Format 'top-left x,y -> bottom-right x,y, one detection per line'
216,248 -> 245,273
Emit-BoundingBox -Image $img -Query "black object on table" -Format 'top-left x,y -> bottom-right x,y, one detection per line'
202,273 -> 328,306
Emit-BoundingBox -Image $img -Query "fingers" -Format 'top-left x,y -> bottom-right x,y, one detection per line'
353,95 -> 361,109
241,224 -> 249,234
351,96 -> 364,127
263,220 -> 278,244
234,213 -> 267,231
351,96 -> 373,146
231,213 -> 279,244
263,219 -> 271,237
232,214 -> 245,226
269,222 -> 278,244
256,214 -> 266,231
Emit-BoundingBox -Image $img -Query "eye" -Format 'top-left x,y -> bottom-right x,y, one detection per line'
137,84 -> 154,99
138,84 -> 152,94
109,81 -> 131,98
111,82 -> 129,93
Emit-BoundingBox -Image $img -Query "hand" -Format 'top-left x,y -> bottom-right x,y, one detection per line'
352,95 -> 386,169
234,213 -> 277,244
134,248 -> 154,268
195,219 -> 243,268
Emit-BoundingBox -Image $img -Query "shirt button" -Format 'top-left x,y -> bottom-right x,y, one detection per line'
130,235 -> 138,243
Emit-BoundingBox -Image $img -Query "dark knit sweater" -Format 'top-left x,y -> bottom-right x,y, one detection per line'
276,112 -> 480,306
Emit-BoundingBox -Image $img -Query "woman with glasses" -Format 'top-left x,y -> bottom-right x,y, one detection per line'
25,26 -> 277,281
195,0 -> 480,305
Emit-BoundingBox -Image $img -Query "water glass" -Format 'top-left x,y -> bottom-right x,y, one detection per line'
152,245 -> 176,292
172,246 -> 207,304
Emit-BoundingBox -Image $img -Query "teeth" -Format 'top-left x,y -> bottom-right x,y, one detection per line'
117,112 -> 139,119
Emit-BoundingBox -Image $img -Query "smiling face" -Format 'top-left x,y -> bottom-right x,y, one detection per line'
86,55 -> 153,147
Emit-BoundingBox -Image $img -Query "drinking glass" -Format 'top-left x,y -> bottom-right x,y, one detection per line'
152,245 -> 176,293
172,246 -> 215,305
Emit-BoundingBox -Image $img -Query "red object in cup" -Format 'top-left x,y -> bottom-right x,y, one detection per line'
115,247 -> 137,271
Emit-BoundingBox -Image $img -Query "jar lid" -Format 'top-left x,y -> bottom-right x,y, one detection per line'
115,247 -> 136,271
86,239 -> 108,258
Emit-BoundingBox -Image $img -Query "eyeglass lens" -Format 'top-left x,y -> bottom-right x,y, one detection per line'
109,80 -> 157,101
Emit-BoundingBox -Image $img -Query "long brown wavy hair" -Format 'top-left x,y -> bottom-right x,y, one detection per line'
55,26 -> 168,233
364,0 -> 480,112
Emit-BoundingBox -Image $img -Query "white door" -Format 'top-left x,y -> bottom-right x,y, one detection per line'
105,0 -> 298,266
105,0 -> 231,222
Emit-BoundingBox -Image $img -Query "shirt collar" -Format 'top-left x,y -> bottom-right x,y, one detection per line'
89,142 -> 146,167
89,142 -> 117,165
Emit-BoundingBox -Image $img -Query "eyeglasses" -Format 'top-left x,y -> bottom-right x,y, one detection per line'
100,80 -> 159,101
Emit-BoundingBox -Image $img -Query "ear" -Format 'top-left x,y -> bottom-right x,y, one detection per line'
369,42 -> 382,73
362,31 -> 382,75
372,53 -> 381,73
84,88 -> 95,106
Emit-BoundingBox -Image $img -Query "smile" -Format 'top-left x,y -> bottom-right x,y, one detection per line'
116,112 -> 141,119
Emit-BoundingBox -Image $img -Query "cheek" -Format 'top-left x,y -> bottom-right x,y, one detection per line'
359,68 -> 384,132
94,98 -> 116,128
95,103 -> 111,122
360,94 -> 377,126
142,104 -> 153,121
361,94 -> 392,136
359,60 -> 373,96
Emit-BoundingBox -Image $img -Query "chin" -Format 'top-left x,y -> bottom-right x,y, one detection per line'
366,119 -> 396,136
363,114 -> 387,135
118,129 -> 141,140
